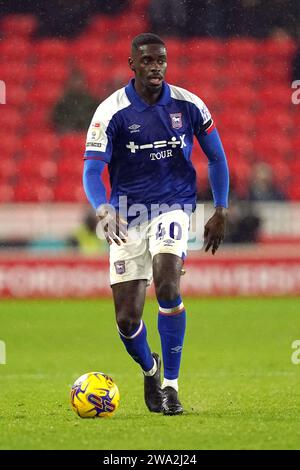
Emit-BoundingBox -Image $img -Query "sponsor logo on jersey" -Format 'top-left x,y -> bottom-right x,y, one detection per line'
87,142 -> 102,148
128,124 -> 141,133
163,238 -> 176,246
170,113 -> 182,129
126,134 -> 186,154
91,122 -> 101,140
150,150 -> 173,160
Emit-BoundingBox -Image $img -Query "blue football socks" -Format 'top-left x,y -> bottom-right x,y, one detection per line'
158,295 -> 186,387
118,320 -> 154,373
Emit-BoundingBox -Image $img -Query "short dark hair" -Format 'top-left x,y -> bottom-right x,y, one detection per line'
131,33 -> 165,52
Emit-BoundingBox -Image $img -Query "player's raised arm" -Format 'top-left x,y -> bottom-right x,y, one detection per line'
194,99 -> 229,254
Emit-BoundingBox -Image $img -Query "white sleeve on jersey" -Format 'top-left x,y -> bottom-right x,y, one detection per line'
169,84 -> 213,127
85,87 -> 130,160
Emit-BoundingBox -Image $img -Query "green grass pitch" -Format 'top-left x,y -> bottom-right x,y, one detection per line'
0,297 -> 300,450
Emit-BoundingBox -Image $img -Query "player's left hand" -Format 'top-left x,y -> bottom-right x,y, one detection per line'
204,207 -> 228,255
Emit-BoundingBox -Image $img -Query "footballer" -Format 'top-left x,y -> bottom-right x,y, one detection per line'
83,33 -> 229,415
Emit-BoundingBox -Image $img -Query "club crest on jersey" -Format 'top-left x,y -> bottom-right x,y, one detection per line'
114,260 -> 125,275
170,113 -> 182,129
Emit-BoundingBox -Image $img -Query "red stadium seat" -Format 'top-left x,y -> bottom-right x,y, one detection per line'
221,62 -> 258,86
185,39 -> 224,63
78,56 -> 110,76
74,38 -> 108,62
54,181 -> 85,202
33,40 -> 70,62
110,63 -> 132,81
286,181 -> 300,200
229,159 -> 252,196
27,83 -> 63,107
113,14 -> 149,37
0,158 -> 18,180
0,107 -> 23,133
0,14 -> 38,38
259,62 -> 290,84
80,63 -> 120,96
59,133 -> 86,157
222,134 -> 254,158
0,184 -> 15,202
221,86 -> 258,111
18,157 -> 57,180
185,62 -> 221,85
0,40 -> 32,62
259,38 -> 296,62
22,133 -> 59,158
14,179 -> 54,202
293,108 -> 300,128
0,62 -> 32,85
255,110 -> 294,135
253,135 -> 292,161
219,111 -> 256,135
225,39 -> 259,61
258,85 -> 291,108
57,158 -> 82,179
33,62 -> 70,85
87,15 -> 121,37
164,39 -> 184,61
108,41 -> 133,64
192,153 -> 207,183
24,108 -> 53,133
189,85 -> 220,109
0,139 -> 22,163
271,160 -> 291,186
292,136 -> 300,152
6,84 -> 28,108
289,160 -> 300,179
129,0 -> 150,11
0,134 -> 22,158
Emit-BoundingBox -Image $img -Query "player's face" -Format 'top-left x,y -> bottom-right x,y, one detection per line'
129,44 -> 167,91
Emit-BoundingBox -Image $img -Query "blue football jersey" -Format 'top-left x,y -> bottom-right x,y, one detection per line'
84,79 -> 215,218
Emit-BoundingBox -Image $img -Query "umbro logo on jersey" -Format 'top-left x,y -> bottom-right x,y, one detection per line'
126,134 -> 186,153
128,124 -> 141,133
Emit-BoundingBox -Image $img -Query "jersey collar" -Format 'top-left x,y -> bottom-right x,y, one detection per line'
125,78 -> 171,112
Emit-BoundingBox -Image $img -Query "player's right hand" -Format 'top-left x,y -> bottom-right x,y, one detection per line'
96,203 -> 127,246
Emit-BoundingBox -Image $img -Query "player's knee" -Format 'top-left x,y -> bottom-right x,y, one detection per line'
116,313 -> 140,336
155,279 -> 180,303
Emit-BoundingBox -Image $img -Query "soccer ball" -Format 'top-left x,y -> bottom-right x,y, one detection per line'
70,372 -> 120,418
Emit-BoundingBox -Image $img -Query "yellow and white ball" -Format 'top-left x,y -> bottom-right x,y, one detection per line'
71,372 -> 120,418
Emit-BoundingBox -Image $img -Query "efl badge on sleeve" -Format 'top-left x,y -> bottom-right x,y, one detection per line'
170,113 -> 182,129
91,122 -> 101,140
